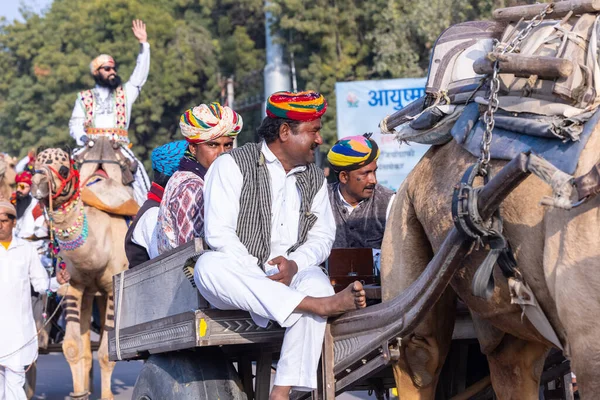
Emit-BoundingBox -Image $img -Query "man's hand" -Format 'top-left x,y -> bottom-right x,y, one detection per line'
132,19 -> 147,43
267,256 -> 298,286
56,269 -> 71,285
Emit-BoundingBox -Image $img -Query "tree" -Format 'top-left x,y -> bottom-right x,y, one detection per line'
0,0 -> 540,164
0,0 -> 221,168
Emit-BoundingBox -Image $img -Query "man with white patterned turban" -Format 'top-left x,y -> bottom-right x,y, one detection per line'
157,102 -> 243,254
68,19 -> 151,205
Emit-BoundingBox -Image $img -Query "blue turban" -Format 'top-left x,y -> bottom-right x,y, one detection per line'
151,140 -> 187,177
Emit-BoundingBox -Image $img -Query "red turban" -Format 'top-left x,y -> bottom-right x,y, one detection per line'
15,171 -> 32,186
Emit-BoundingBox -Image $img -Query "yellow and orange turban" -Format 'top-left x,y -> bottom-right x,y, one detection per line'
266,90 -> 327,121
90,54 -> 116,76
327,134 -> 380,171
179,102 -> 243,144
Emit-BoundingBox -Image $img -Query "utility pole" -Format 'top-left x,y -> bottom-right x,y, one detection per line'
263,1 -> 291,117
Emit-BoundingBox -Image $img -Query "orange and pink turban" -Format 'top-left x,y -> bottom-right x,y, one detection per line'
179,102 -> 243,144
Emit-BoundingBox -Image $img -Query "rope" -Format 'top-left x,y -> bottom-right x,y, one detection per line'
379,115 -> 395,135
0,285 -> 70,373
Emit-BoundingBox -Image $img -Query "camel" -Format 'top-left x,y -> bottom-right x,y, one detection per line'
31,148 -> 129,400
0,154 -> 17,200
380,128 -> 600,398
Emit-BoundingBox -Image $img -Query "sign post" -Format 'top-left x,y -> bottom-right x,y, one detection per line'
335,78 -> 428,191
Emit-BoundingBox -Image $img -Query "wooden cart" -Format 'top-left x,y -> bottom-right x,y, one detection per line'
108,192 -> 573,400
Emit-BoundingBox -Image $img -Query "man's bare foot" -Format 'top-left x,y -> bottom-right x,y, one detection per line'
296,281 -> 366,317
324,281 -> 367,316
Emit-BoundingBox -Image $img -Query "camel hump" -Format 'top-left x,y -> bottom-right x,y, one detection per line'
81,175 -> 139,216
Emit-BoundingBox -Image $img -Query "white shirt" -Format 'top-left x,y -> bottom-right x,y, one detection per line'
15,155 -> 31,173
69,42 -> 151,145
204,142 -> 336,273
131,207 -> 159,259
0,237 -> 59,366
14,197 -> 47,243
337,187 -> 396,219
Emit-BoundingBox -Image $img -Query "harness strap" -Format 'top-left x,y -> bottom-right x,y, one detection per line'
47,163 -> 80,200
115,270 -> 125,361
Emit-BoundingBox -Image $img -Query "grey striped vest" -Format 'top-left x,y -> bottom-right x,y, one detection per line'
228,142 -> 325,269
328,182 -> 394,249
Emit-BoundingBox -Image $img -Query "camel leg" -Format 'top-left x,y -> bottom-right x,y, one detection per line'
392,289 -> 456,399
381,182 -> 456,399
62,283 -> 89,398
79,293 -> 94,394
486,334 -> 549,400
98,293 -> 116,400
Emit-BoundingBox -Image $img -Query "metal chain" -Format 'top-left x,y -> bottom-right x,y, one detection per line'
479,3 -> 555,175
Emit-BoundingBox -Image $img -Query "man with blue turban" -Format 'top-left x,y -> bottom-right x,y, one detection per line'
326,133 -> 395,250
125,140 -> 187,267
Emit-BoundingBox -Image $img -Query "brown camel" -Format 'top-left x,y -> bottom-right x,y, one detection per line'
0,154 -> 17,200
31,148 -> 129,400
380,130 -> 600,399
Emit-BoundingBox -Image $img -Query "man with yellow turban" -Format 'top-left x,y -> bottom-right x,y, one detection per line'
194,90 -> 366,399
157,102 -> 243,254
326,133 -> 395,251
69,19 -> 151,205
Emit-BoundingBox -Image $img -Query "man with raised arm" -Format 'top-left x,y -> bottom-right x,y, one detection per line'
194,91 -> 367,400
69,19 -> 151,205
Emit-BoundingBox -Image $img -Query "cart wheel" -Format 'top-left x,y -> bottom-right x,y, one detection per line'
24,362 -> 36,400
132,349 -> 246,400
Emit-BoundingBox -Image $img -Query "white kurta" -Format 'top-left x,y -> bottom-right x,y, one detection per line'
14,198 -> 46,240
131,207 -> 159,259
68,42 -> 151,145
0,238 -> 59,367
195,142 -> 336,391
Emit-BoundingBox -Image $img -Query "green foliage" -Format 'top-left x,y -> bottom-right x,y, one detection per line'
0,0 -> 539,167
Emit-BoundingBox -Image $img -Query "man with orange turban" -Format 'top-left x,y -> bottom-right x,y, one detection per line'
68,19 -> 151,205
157,102 -> 243,254
326,133 -> 395,250
194,91 -> 366,399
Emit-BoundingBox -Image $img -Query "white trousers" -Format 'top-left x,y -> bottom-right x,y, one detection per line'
194,252 -> 335,391
0,365 -> 26,400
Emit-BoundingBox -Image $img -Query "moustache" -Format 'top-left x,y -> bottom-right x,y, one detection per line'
310,144 -> 319,150
364,185 -> 375,190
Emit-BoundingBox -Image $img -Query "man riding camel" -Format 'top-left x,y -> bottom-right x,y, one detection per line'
69,19 -> 151,205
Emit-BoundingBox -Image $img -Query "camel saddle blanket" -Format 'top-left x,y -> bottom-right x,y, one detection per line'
451,102 -> 600,175
81,175 -> 139,217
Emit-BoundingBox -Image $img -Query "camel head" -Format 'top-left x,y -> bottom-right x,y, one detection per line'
0,154 -> 17,185
31,148 -> 80,209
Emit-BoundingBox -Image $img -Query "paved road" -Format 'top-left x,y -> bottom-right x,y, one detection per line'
33,353 -> 378,399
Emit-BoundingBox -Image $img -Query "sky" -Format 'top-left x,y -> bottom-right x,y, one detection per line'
0,0 -> 53,22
